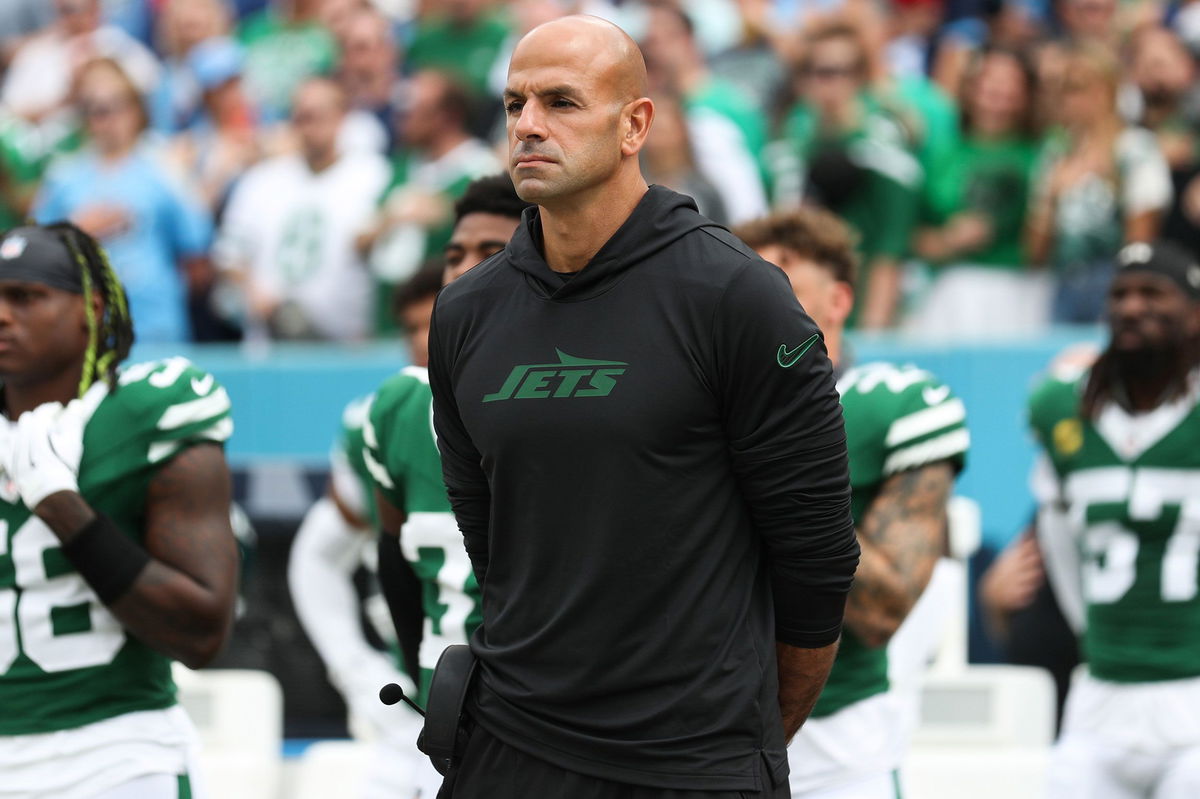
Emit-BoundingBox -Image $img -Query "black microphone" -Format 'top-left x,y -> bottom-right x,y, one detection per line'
380,682 -> 426,717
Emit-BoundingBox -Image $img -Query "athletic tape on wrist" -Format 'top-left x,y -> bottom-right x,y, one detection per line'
60,513 -> 151,605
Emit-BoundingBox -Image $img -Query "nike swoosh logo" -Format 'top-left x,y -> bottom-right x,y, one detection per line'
777,334 -> 821,368
191,375 -> 215,396
923,385 -> 951,406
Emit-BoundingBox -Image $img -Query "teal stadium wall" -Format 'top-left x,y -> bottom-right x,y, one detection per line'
133,328 -> 1104,551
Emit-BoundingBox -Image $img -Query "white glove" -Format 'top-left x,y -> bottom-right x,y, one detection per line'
0,420 -> 15,504
5,400 -> 87,511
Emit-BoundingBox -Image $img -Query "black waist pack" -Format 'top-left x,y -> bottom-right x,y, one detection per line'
418,644 -> 478,775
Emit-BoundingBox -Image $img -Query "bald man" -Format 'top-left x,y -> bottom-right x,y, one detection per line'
427,16 -> 858,798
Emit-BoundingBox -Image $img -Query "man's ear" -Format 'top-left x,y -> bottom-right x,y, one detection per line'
829,280 -> 855,328
621,97 -> 655,157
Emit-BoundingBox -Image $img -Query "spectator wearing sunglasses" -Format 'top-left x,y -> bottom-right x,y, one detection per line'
767,17 -> 922,330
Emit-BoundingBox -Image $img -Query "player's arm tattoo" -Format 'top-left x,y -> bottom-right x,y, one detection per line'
109,443 -> 239,668
843,461 -> 955,648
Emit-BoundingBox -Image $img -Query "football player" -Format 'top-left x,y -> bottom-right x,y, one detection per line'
288,264 -> 442,799
0,222 -> 237,799
289,174 -> 530,797
1031,240 -> 1200,798
366,172 -> 532,698
735,208 -> 969,798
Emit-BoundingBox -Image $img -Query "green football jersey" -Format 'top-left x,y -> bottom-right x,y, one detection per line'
1029,372 -> 1200,683
363,366 -> 482,703
331,393 -> 379,529
812,362 -> 969,718
0,358 -> 233,735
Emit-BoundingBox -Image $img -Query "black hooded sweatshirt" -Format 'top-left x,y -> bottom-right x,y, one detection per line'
427,186 -> 859,790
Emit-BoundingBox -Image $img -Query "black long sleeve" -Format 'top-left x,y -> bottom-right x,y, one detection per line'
376,531 -> 424,681
428,310 -> 492,587
713,260 -> 859,647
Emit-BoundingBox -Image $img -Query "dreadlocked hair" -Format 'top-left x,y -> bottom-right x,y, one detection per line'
1080,336 -> 1200,418
43,222 -> 135,397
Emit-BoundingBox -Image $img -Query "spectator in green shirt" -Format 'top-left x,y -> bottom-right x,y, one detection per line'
865,0 -> 963,178
909,47 -> 1047,338
767,17 -> 922,329
237,0 -> 337,122
358,69 -> 499,332
405,0 -> 510,102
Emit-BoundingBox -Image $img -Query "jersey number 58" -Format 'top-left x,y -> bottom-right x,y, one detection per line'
0,517 -> 125,674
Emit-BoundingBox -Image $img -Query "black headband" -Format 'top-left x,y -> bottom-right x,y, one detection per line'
0,226 -> 85,294
1116,241 -> 1200,300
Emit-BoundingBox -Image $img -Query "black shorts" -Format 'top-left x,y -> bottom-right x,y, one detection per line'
440,724 -> 789,799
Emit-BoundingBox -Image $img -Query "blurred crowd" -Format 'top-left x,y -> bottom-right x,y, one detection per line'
2,0 -> 1198,343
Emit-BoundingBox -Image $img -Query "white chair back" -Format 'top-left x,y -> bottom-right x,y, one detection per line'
173,665 -> 284,799
903,665 -> 1056,799
913,664 -> 1056,748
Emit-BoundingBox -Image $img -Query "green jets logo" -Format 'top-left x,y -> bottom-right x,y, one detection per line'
483,350 -> 628,402
777,333 -> 820,368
